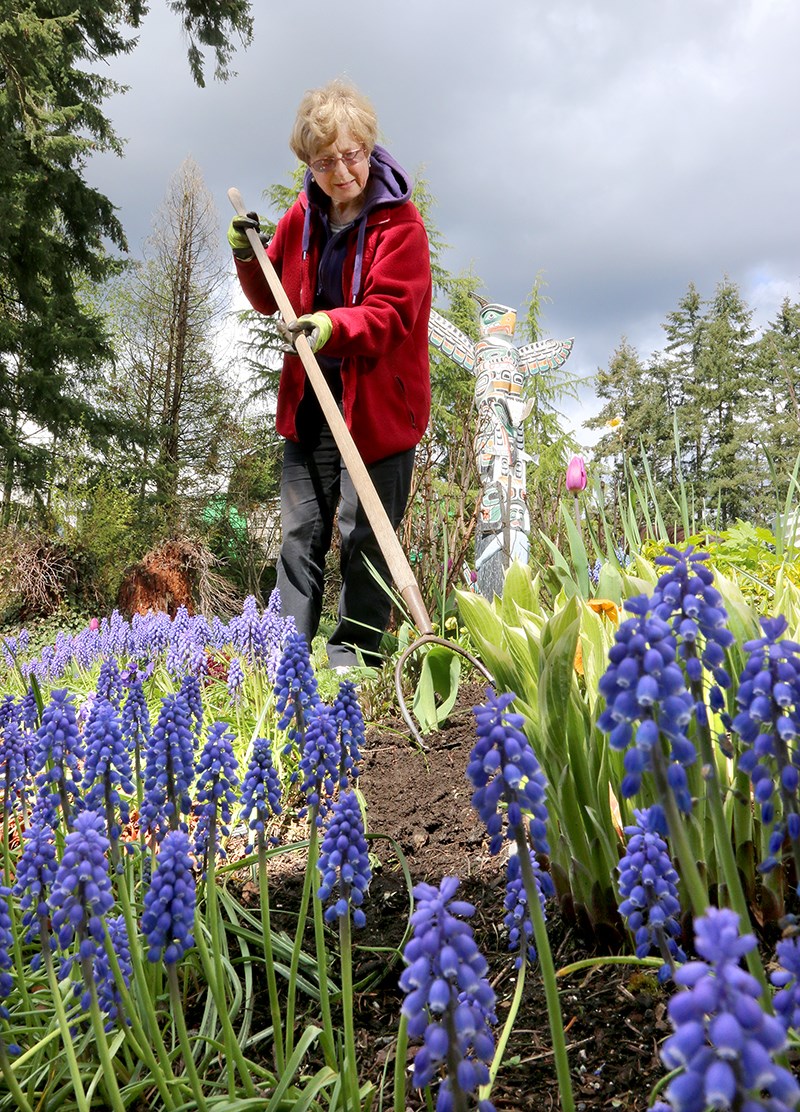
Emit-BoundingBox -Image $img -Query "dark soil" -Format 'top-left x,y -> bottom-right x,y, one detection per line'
256,682 -> 670,1111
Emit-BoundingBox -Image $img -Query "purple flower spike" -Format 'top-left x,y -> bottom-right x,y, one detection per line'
771,932 -> 800,1033
503,849 -> 554,969
296,703 -> 341,822
0,886 -> 15,1018
651,546 -> 734,692
94,915 -> 132,1031
0,710 -> 28,816
239,736 -> 282,848
140,691 -> 195,842
13,821 -> 58,958
193,721 -> 240,865
141,830 -> 196,964
654,907 -> 799,1112
468,689 -> 549,855
49,811 -> 115,1011
333,680 -> 365,787
597,595 -> 696,809
274,632 -> 320,748
399,877 -> 496,1112
81,698 -> 135,845
730,614 -> 800,872
227,657 -> 245,702
317,790 -> 371,927
32,689 -> 85,823
617,807 -> 685,981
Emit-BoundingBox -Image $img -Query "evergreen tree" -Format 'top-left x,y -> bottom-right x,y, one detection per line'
697,278 -> 756,524
0,0 -> 253,523
754,296 -> 800,500
661,282 -> 707,493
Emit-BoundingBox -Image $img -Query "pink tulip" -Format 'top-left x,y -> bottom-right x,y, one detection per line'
566,455 -> 587,493
89,618 -> 100,631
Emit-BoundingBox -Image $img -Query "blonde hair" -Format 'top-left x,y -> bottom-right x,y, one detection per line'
289,79 -> 379,164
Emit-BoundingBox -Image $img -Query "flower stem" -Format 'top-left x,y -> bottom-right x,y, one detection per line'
199,847 -> 257,1097
166,963 -> 210,1112
480,956 -> 526,1101
257,838 -> 285,1074
338,912 -> 361,1111
392,1012 -> 409,1112
690,681 -> 772,999
650,743 -> 709,917
39,924 -> 90,1112
79,954 -> 127,1112
284,830 -> 315,1063
0,1040 -> 34,1112
309,821 -> 337,1070
516,832 -> 575,1112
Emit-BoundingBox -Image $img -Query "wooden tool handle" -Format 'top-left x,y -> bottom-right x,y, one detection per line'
227,187 -> 433,636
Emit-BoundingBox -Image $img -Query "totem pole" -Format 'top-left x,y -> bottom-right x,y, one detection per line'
428,297 -> 573,600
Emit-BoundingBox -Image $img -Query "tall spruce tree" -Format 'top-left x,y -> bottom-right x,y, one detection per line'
697,278 -> 756,524
0,0 -> 252,523
754,296 -> 800,499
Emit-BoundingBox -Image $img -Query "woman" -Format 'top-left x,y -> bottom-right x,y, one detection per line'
227,79 -> 432,670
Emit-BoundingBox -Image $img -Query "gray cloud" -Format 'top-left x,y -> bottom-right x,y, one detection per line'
87,0 -> 800,444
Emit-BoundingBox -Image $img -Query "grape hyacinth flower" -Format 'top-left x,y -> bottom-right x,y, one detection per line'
317,790 -> 371,926
274,631 -> 320,751
597,595 -> 696,811
650,545 -> 733,697
617,808 -> 685,981
0,887 -> 15,1019
141,830 -> 196,964
81,699 -> 135,851
32,689 -> 85,825
96,658 -> 124,708
0,712 -> 28,816
48,811 -> 115,1011
227,656 -> 245,703
399,877 -> 496,1112
165,605 -> 193,677
771,931 -> 800,1034
94,915 -> 132,1031
333,680 -> 365,786
121,677 -> 151,783
650,907 -> 799,1112
179,673 -> 204,738
193,721 -> 239,866
730,614 -> 800,873
140,691 -> 195,842
503,848 -> 554,969
13,820 -> 58,963
468,688 -> 549,856
239,736 -> 283,849
232,595 -> 270,666
296,702 -> 341,822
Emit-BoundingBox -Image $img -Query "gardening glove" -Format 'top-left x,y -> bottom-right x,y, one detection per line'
277,312 -> 333,354
227,211 -> 263,259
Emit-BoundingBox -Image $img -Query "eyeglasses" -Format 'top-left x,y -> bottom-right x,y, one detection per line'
309,148 -> 367,174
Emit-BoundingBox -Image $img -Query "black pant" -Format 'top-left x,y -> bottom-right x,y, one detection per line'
275,425 -> 415,667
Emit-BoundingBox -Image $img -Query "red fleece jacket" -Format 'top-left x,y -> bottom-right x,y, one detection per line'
235,191 -> 432,466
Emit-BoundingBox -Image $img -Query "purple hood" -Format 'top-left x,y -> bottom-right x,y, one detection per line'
301,145 -> 413,302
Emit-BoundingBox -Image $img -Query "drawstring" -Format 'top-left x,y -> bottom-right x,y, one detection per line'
301,201 -> 312,259
351,215 -> 367,304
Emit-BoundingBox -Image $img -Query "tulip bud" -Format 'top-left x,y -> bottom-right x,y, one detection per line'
565,455 -> 587,493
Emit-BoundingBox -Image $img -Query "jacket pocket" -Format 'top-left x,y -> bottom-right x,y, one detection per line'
394,375 -> 417,430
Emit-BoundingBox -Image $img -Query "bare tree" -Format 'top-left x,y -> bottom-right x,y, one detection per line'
105,158 -> 239,518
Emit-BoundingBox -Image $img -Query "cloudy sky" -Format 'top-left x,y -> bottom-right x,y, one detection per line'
87,0 -> 800,445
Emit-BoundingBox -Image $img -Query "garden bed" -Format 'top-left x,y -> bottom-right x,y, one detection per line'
248,682 -> 670,1111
